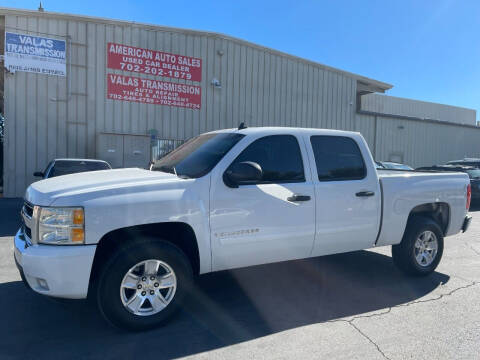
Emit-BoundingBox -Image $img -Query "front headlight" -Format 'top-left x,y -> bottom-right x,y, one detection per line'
38,207 -> 85,245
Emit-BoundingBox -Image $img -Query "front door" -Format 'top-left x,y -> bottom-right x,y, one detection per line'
210,134 -> 316,271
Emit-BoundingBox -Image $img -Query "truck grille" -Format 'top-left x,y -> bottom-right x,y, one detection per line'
22,201 -> 34,244
23,201 -> 34,218
24,225 -> 32,239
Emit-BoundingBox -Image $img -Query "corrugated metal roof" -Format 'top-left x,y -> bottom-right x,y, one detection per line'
0,6 -> 393,93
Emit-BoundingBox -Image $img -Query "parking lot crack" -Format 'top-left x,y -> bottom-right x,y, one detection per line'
395,280 -> 478,308
348,321 -> 392,360
467,244 -> 480,256
329,316 -> 392,359
327,280 -> 478,360
346,280 -> 478,322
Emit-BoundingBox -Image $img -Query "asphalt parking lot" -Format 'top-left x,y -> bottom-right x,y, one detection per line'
0,198 -> 479,360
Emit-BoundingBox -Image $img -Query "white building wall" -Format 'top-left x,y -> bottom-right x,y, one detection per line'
361,93 -> 477,126
355,114 -> 480,168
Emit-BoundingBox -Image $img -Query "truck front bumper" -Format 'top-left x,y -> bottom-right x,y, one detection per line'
14,228 -> 96,299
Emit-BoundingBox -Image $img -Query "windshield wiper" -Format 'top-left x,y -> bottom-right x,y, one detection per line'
155,165 -> 176,175
155,165 -> 191,179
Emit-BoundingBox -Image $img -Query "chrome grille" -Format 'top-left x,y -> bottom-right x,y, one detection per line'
24,225 -> 32,239
21,201 -> 35,245
23,201 -> 34,218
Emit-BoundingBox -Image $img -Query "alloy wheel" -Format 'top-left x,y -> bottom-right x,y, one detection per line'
413,230 -> 438,267
120,259 -> 177,316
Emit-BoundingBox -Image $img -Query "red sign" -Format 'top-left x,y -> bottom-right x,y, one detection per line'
107,73 -> 201,110
107,42 -> 202,82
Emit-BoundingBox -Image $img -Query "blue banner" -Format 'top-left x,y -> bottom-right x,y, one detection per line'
5,32 -> 66,76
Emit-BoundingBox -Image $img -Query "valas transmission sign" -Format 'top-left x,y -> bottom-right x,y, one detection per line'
5,32 -> 66,76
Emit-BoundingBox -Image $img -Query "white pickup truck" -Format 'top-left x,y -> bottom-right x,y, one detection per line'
15,127 -> 472,330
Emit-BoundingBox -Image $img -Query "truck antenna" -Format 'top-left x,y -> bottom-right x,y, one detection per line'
238,122 -> 247,130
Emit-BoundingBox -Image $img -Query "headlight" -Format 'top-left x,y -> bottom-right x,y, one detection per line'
38,207 -> 85,245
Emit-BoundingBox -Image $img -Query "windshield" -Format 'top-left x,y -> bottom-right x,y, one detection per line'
466,169 -> 480,179
151,133 -> 245,178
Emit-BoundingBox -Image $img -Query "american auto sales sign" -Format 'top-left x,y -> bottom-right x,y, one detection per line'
107,42 -> 202,82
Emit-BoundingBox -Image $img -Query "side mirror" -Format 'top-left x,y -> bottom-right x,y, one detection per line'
33,171 -> 44,177
223,161 -> 263,188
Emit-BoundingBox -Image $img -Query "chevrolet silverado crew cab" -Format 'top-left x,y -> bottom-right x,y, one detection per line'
15,127 -> 472,331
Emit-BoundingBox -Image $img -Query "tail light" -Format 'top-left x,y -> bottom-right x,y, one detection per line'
466,184 -> 471,210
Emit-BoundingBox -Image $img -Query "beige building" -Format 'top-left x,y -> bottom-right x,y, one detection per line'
1,7 -> 479,197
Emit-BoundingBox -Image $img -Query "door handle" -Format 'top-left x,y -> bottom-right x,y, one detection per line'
287,194 -> 311,202
356,191 -> 375,197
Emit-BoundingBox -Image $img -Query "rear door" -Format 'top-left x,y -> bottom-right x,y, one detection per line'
209,134 -> 316,271
306,134 -> 381,256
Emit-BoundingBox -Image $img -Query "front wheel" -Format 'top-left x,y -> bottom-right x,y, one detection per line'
96,238 -> 193,331
392,217 -> 444,276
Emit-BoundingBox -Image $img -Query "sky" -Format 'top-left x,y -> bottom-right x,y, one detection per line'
3,0 -> 480,121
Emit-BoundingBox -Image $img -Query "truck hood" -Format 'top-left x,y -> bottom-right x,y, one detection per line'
25,168 -> 181,206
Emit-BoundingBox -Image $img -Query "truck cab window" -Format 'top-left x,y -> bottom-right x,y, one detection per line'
231,135 -> 305,183
310,135 -> 366,181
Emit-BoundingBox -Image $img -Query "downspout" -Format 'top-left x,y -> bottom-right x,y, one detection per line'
373,114 -> 378,159
49,35 -> 72,102
356,92 -> 378,159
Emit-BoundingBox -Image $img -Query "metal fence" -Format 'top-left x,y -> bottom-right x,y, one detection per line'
151,139 -> 185,162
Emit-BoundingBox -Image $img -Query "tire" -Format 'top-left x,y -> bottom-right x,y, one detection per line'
96,237 -> 193,331
392,216 -> 444,276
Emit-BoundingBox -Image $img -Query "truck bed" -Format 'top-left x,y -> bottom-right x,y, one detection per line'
376,169 -> 469,247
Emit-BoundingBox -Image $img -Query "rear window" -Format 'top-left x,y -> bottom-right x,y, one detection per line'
310,136 -> 366,181
49,161 -> 111,177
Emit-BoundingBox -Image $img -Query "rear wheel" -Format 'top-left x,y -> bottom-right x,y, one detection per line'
96,238 -> 193,331
392,216 -> 444,276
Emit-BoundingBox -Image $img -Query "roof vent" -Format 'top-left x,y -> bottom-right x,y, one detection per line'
38,2 -> 44,11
